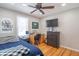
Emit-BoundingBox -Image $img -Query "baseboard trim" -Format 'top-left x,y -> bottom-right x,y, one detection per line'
61,45 -> 79,52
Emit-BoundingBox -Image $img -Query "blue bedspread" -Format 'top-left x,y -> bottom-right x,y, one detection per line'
0,40 -> 43,56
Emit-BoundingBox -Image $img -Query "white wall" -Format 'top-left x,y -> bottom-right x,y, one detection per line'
28,16 -> 41,33
40,7 -> 79,51
0,8 -> 40,41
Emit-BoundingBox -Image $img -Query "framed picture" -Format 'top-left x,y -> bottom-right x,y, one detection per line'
32,22 -> 39,29
0,17 -> 13,33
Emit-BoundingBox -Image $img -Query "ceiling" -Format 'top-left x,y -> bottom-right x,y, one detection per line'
0,3 -> 79,18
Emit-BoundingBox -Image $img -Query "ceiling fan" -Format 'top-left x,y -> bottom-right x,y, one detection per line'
28,3 -> 55,14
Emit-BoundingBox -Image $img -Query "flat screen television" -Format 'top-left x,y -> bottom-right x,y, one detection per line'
46,18 -> 58,27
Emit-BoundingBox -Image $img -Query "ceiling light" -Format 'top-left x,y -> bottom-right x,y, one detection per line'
22,4 -> 27,7
61,3 -> 66,6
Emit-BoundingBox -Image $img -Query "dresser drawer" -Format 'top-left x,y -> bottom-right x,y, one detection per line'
47,38 -> 57,42
47,32 -> 60,48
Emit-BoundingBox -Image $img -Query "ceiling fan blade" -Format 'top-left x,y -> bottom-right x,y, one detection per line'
41,6 -> 54,9
30,9 -> 37,14
28,5 -> 36,8
39,9 -> 44,14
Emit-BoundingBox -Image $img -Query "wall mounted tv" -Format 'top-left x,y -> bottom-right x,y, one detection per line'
46,18 -> 58,27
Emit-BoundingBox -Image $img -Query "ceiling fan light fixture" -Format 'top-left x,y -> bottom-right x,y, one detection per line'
61,3 -> 66,6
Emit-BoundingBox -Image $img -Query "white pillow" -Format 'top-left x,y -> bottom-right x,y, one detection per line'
0,36 -> 19,44
7,37 -> 19,43
19,34 -> 29,39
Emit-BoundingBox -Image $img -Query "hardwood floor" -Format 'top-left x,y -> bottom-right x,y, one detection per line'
37,43 -> 79,56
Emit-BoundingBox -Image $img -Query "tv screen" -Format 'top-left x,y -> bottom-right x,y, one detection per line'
46,18 -> 58,27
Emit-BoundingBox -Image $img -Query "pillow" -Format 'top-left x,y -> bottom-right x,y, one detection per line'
7,37 -> 19,42
19,34 -> 29,39
0,36 -> 19,44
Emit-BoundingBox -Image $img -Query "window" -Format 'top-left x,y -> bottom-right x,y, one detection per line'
17,16 -> 28,36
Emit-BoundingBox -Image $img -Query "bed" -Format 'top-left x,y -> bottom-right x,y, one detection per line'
0,38 -> 43,56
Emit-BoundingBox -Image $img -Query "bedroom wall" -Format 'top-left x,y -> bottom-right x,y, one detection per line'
40,7 -> 79,51
0,8 -> 40,41
28,16 -> 41,33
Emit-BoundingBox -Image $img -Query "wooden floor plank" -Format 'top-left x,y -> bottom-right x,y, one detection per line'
45,47 -> 54,56
44,46 -> 53,56
38,43 -> 46,47
52,47 -> 64,56
38,43 -> 47,51
62,49 -> 72,56
71,51 -> 79,56
37,43 -> 79,56
48,48 -> 57,56
42,46 -> 51,54
57,48 -> 66,56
